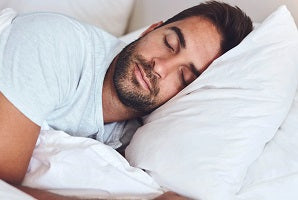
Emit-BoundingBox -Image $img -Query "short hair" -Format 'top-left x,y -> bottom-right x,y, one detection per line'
162,1 -> 253,54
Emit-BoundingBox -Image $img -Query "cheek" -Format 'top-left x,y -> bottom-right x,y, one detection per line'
135,37 -> 166,59
158,79 -> 182,102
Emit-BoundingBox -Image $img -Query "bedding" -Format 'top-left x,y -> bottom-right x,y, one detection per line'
0,180 -> 34,200
237,87 -> 298,200
125,6 -> 298,200
22,129 -> 162,199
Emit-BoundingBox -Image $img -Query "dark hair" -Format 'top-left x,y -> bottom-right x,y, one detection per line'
162,1 -> 253,54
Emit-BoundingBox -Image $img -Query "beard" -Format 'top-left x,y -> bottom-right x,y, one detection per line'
113,39 -> 160,114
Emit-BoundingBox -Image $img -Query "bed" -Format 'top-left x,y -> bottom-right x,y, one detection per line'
0,0 -> 298,199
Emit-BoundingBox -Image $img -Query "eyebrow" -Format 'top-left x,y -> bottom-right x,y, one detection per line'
169,26 -> 186,48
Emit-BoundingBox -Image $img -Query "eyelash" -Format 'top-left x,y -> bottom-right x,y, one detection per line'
163,36 -> 174,52
180,70 -> 187,87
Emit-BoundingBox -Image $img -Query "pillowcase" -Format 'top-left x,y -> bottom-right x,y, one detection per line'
0,0 -> 134,36
237,86 -> 298,200
126,6 -> 298,200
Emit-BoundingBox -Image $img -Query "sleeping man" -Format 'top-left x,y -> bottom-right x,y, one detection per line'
0,1 -> 252,199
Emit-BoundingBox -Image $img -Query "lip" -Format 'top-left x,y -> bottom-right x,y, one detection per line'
134,63 -> 152,92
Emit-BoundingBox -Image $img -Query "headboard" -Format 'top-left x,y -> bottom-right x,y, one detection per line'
127,0 -> 298,32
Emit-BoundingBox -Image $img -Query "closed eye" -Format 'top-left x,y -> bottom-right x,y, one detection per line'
163,36 -> 174,52
180,70 -> 187,87
180,67 -> 198,87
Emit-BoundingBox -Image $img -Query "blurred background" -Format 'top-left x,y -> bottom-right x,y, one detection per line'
1,0 -> 297,35
128,0 -> 298,32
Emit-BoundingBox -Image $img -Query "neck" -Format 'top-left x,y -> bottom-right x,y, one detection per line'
102,58 -> 138,123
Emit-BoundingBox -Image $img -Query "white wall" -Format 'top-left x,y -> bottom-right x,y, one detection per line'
127,0 -> 298,32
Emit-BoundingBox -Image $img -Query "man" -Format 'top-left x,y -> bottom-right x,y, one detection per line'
0,1 -> 252,199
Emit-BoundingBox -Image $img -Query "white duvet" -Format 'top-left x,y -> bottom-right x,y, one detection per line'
22,129 -> 163,199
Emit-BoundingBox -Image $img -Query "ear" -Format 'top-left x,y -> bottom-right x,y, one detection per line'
139,21 -> 164,37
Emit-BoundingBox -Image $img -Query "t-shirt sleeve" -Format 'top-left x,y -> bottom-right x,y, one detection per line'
0,13 -> 87,126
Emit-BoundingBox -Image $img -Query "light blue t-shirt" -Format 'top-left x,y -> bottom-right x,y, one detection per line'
0,12 -> 133,148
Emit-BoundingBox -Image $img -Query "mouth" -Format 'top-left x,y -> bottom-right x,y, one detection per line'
134,62 -> 152,92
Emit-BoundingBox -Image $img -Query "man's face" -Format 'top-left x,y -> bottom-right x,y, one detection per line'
114,16 -> 222,114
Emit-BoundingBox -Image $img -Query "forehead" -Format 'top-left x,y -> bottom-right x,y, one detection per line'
171,16 -> 221,44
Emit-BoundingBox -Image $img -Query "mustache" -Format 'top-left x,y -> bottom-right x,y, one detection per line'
135,55 -> 159,96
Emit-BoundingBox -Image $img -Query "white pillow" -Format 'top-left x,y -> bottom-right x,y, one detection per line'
237,88 -> 298,200
126,6 -> 298,200
0,0 -> 134,36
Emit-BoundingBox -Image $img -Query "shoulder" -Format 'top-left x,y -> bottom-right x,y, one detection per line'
10,12 -> 94,42
13,12 -> 84,29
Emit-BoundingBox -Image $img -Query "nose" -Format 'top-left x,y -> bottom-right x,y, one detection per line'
152,57 -> 181,79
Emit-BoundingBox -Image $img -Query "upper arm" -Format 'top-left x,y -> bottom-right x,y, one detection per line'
0,14 -> 85,183
0,92 -> 40,184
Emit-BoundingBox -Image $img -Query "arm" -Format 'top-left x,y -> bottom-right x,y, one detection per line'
153,191 -> 189,200
0,92 -> 40,184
